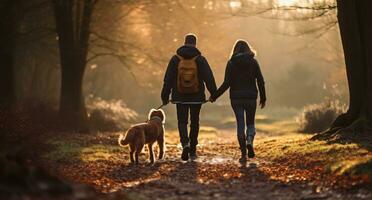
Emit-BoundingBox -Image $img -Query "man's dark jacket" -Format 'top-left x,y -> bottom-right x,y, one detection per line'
161,45 -> 217,103
211,52 -> 266,102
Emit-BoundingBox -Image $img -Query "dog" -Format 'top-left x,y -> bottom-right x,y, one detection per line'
118,109 -> 165,164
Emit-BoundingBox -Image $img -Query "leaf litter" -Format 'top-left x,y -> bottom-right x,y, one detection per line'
37,130 -> 372,199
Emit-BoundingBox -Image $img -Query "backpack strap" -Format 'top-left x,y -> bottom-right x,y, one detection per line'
175,54 -> 183,61
191,55 -> 199,61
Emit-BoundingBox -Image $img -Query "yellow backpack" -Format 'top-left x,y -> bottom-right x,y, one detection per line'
176,55 -> 200,94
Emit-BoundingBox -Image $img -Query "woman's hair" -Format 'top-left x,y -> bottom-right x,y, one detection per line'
230,39 -> 256,59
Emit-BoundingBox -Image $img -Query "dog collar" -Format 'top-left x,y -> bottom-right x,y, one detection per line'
150,116 -> 164,124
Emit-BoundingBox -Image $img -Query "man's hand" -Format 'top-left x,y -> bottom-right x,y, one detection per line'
259,100 -> 266,109
162,99 -> 169,106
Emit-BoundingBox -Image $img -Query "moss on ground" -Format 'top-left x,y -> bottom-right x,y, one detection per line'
44,136 -> 125,162
330,158 -> 372,176
44,140 -> 82,161
256,134 -> 372,178
80,145 -> 121,162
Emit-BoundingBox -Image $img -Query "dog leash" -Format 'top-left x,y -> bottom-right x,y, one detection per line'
156,100 -> 211,110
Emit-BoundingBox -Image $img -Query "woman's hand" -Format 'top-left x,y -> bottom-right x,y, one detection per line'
208,96 -> 215,103
259,100 -> 266,109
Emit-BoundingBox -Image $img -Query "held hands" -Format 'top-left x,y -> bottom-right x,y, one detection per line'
208,96 -> 215,103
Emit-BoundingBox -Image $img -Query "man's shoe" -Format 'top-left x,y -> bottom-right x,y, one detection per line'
189,146 -> 197,160
239,155 -> 247,163
247,144 -> 255,158
181,146 -> 190,161
190,152 -> 197,160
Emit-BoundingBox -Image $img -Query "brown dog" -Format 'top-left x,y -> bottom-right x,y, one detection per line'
118,109 -> 165,164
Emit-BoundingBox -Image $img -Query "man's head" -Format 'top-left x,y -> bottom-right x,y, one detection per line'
184,33 -> 197,47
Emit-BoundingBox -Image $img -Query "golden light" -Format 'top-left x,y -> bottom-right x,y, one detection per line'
229,0 -> 242,10
277,0 -> 297,6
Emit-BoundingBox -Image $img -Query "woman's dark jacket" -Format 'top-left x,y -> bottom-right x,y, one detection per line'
161,45 -> 217,103
211,53 -> 266,102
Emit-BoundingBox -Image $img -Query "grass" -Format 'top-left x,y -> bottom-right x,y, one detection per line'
199,126 -> 218,134
44,140 -> 82,161
44,136 -> 124,162
220,115 -> 277,129
256,134 -> 372,179
256,119 -> 299,134
330,158 -> 372,176
80,145 -> 121,162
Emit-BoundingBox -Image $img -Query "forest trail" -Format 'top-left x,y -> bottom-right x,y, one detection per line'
40,128 -> 372,200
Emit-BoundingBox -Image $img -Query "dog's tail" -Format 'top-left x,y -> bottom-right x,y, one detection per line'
118,129 -> 133,147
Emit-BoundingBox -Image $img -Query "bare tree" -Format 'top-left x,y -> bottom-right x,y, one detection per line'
53,0 -> 98,131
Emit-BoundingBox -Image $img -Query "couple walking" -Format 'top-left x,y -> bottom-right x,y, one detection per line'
161,33 -> 266,163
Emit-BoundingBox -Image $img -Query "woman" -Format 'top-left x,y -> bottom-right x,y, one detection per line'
210,40 -> 266,162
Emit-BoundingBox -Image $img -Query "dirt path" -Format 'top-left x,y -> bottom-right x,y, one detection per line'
43,130 -> 371,200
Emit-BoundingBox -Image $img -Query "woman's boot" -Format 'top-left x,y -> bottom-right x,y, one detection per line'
238,135 -> 247,163
247,125 -> 256,158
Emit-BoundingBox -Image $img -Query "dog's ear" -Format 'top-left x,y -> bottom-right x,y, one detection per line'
158,109 -> 165,123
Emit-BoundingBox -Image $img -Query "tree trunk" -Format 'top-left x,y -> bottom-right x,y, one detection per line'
58,57 -> 88,131
316,0 -> 372,140
359,1 -> 372,128
331,0 -> 366,128
53,0 -> 96,131
0,1 -> 16,110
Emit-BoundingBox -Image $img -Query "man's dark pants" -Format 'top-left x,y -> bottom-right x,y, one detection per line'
176,104 -> 202,152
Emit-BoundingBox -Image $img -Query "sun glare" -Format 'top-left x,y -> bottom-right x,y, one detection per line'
277,0 -> 297,6
229,0 -> 242,10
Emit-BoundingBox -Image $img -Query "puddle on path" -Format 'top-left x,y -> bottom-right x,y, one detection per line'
155,155 -> 268,167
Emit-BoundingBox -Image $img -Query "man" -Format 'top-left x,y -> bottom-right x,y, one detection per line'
161,33 -> 217,161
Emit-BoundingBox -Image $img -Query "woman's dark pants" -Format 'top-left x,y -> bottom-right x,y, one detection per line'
231,100 -> 257,155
